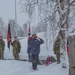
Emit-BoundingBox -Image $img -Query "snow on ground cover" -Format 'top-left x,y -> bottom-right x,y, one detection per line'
0,60 -> 69,75
27,63 -> 69,75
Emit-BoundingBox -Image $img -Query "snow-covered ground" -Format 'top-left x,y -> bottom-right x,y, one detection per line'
0,60 -> 68,75
0,32 -> 69,75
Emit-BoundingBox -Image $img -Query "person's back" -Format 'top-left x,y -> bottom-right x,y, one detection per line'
53,38 -> 60,64
11,36 -> 21,60
12,40 -> 21,52
53,39 -> 60,53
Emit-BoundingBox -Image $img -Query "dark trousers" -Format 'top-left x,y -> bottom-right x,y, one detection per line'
32,54 -> 38,70
0,49 -> 4,59
56,52 -> 60,64
28,54 -> 32,62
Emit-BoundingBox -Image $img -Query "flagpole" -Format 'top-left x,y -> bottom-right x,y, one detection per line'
15,0 -> 17,36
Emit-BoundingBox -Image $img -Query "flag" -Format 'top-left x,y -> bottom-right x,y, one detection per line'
7,23 -> 11,50
28,25 -> 31,41
66,40 -> 69,58
27,24 -> 32,62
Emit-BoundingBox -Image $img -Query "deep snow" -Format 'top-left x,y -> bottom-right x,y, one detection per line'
0,60 -> 68,75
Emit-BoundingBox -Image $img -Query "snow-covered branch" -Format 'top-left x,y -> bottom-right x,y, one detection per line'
70,0 -> 75,5
56,0 -> 63,18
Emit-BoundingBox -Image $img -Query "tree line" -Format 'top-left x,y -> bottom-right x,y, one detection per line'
0,18 -> 25,38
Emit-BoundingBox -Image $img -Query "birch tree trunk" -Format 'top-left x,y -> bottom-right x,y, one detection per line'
56,0 -> 70,68
68,35 -> 75,75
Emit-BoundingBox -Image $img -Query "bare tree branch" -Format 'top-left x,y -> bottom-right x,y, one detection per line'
70,0 -> 75,5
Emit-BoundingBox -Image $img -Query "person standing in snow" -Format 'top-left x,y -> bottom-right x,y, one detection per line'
11,36 -> 21,60
53,37 -> 60,64
29,34 -> 44,70
0,36 -> 5,59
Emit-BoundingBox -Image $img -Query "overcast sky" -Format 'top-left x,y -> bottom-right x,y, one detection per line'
0,0 -> 27,27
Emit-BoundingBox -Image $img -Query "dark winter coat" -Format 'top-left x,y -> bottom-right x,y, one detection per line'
29,38 -> 44,55
27,37 -> 33,54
